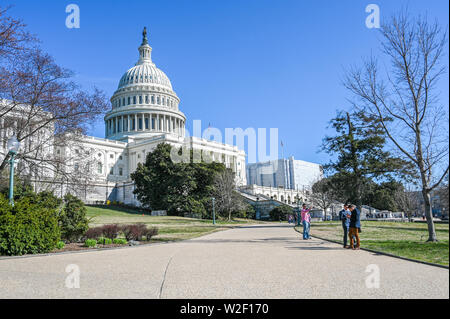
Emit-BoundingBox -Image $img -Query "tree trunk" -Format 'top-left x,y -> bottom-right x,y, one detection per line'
422,190 -> 437,242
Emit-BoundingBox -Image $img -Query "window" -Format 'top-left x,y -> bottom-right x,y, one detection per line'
98,153 -> 102,157
97,162 -> 103,174
145,95 -> 149,103
119,167 -> 123,176
110,166 -> 114,175
119,156 -> 123,160
139,96 -> 142,104
151,96 -> 155,104
133,96 -> 136,104
110,154 -> 114,159
127,97 -> 130,105
157,96 -> 160,105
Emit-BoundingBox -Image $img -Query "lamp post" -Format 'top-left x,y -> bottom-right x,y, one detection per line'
256,197 -> 260,220
297,198 -> 302,226
7,135 -> 20,206
212,197 -> 216,225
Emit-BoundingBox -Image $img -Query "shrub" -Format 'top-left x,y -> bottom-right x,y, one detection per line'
269,205 -> 293,221
56,241 -> 65,249
59,194 -> 89,242
85,227 -> 103,240
97,237 -> 112,245
84,239 -> 97,247
0,194 -> 60,256
113,238 -> 127,245
143,227 -> 158,240
101,224 -> 120,239
121,223 -> 146,241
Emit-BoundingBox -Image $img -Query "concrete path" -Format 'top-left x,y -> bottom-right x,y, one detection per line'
0,225 -> 448,298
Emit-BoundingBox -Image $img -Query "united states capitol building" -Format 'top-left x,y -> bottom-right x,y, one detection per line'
0,28 -> 324,208
0,29 -> 246,206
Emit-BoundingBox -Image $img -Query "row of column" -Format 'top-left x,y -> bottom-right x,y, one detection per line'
106,113 -> 185,137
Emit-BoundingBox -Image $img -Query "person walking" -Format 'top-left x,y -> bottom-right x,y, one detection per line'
347,204 -> 361,250
339,204 -> 350,248
301,204 -> 311,240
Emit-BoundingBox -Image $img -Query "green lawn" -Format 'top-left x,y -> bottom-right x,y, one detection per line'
86,205 -> 268,242
296,221 -> 449,266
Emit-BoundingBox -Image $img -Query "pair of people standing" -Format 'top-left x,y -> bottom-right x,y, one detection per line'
301,204 -> 311,240
339,204 -> 361,250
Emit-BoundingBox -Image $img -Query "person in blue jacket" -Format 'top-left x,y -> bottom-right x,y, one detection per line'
338,204 -> 351,248
347,204 -> 361,250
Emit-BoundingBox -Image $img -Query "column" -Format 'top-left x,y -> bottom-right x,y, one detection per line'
142,113 -> 145,131
134,114 -> 137,131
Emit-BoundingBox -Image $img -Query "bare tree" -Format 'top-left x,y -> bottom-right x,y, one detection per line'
0,8 -> 109,195
395,186 -> 421,220
214,169 -> 246,221
311,178 -> 335,221
0,6 -> 33,58
344,11 -> 449,241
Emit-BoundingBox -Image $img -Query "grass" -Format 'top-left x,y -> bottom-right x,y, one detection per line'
86,205 -> 269,242
295,221 -> 449,266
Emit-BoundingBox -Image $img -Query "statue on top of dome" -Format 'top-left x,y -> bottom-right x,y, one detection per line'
142,27 -> 148,45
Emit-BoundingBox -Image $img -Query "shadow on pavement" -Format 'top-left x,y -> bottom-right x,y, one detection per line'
234,224 -> 293,229
287,246 -> 343,251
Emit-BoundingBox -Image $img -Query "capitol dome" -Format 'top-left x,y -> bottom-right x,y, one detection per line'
117,63 -> 173,91
105,27 -> 185,141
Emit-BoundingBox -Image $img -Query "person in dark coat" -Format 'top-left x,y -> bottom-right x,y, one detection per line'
338,205 -> 351,248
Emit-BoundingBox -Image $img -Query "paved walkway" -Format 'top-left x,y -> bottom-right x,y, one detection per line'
0,225 -> 448,298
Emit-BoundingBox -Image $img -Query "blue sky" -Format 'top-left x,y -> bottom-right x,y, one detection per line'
7,0 -> 449,165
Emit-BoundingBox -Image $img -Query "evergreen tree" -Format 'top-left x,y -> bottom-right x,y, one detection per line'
322,111 -> 415,208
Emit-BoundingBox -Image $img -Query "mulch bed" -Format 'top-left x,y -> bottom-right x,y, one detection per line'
50,241 -> 153,253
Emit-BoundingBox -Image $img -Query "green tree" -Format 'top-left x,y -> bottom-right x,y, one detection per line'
363,180 -> 404,211
131,143 -> 176,211
131,143 -> 226,216
322,111 -> 415,208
